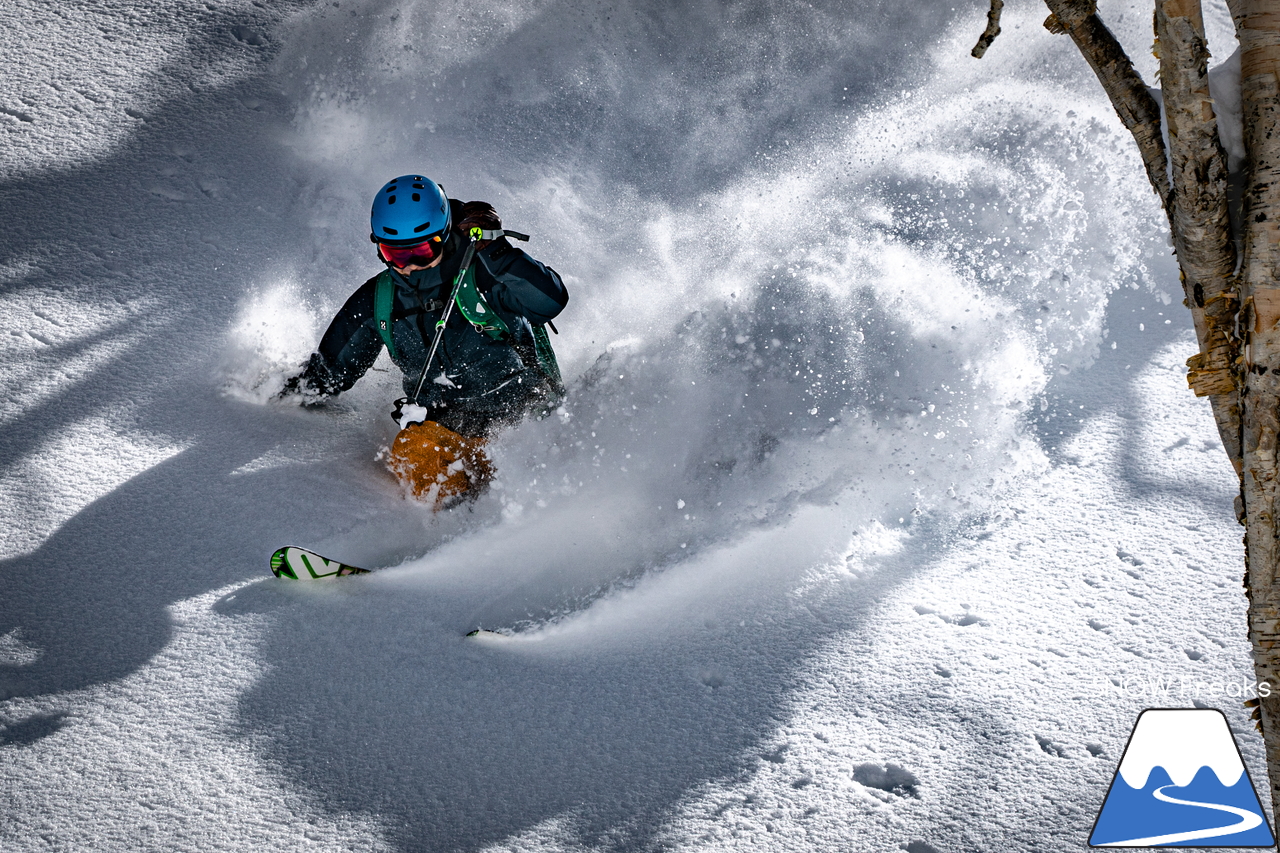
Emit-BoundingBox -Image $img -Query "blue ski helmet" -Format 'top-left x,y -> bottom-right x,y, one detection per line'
369,175 -> 450,246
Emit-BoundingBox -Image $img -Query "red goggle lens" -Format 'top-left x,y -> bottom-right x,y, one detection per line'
378,234 -> 443,268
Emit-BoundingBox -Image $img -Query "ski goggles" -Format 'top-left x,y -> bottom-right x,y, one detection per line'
377,233 -> 445,268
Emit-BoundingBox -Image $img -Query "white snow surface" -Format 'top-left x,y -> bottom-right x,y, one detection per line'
1118,710 -> 1244,790
0,0 -> 1266,851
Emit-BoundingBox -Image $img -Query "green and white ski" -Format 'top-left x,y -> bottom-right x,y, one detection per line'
464,629 -> 510,639
270,546 -> 370,580
269,548 -> 513,638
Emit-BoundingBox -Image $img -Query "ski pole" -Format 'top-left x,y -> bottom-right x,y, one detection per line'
410,229 -> 479,405
407,227 -> 529,405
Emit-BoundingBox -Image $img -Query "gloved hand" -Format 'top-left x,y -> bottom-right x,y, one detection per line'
456,201 -> 510,252
275,373 -> 305,400
275,367 -> 327,407
391,396 -> 430,428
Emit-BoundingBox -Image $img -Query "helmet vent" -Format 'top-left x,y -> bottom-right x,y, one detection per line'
387,195 -> 396,204
413,222 -> 432,233
386,185 -> 396,193
412,183 -> 425,189
382,226 -> 399,235
412,193 -> 420,202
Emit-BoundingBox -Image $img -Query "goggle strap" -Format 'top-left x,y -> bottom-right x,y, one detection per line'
374,228 -> 528,247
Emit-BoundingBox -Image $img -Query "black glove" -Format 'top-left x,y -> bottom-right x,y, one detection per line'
276,373 -> 304,399
275,364 -> 327,407
455,201 -> 511,253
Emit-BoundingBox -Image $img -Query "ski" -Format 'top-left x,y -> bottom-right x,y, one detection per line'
270,548 -> 512,639
270,546 -> 371,580
464,629 -> 511,639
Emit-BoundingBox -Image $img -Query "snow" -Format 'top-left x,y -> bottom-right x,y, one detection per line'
1208,49 -> 1245,170
0,0 -> 1265,850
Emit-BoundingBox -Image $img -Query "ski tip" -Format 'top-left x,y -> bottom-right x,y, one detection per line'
270,546 -> 370,580
269,547 -> 297,579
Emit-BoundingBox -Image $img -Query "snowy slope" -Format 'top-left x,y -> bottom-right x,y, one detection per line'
0,0 -> 1263,851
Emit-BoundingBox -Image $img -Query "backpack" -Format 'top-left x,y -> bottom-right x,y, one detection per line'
372,268 -> 565,399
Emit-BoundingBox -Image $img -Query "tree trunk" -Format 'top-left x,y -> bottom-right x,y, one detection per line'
1156,0 -> 1241,477
1232,0 -> 1280,815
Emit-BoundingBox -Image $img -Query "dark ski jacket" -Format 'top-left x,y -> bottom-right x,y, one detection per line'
298,204 -> 568,436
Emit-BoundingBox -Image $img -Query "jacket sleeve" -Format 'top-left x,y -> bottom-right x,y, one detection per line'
476,242 -> 568,326
299,276 -> 385,396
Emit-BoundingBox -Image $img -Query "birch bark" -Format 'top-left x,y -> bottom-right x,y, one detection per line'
1228,0 -> 1280,812
1156,0 -> 1240,474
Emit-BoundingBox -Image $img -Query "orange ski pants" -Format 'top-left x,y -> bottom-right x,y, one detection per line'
384,420 -> 494,509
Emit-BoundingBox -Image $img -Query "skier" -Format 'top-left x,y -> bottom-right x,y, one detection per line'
281,174 -> 568,508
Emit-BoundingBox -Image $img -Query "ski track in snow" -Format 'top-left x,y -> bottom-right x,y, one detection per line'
0,0 -> 1265,850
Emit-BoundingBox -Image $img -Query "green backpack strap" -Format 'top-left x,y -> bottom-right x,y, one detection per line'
380,261 -> 562,398
453,265 -> 510,341
454,267 -> 564,397
531,324 -> 564,395
374,271 -> 397,360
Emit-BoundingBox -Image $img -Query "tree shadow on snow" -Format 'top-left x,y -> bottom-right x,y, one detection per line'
0,385 -> 421,702
1029,270 -> 1239,520
0,0 -> 377,700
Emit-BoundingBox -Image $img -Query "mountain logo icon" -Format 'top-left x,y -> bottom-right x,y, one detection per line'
1089,708 -> 1276,847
